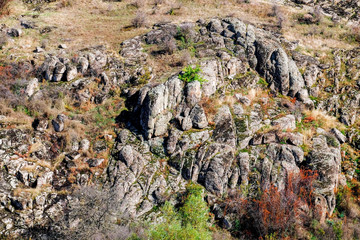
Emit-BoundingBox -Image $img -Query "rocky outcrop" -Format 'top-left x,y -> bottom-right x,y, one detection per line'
308,133 -> 342,216
0,16 -> 354,238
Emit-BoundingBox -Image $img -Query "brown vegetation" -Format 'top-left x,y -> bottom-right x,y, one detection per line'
226,169 -> 318,238
0,0 -> 11,16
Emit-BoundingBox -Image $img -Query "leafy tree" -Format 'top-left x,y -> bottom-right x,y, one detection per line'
149,184 -> 212,240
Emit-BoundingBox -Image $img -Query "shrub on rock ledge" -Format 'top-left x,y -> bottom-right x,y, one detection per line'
179,65 -> 207,85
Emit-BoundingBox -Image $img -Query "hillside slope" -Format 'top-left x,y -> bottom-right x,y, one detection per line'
0,0 -> 360,239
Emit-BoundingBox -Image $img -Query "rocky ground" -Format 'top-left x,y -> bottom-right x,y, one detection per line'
0,0 -> 360,239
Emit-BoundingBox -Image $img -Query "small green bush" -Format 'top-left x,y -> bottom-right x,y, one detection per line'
179,65 -> 207,85
149,183 -> 212,240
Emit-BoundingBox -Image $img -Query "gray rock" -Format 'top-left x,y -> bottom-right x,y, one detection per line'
80,139 -> 90,152
233,104 -> 244,116
52,62 -> 66,82
181,116 -> 193,131
154,112 -> 172,137
34,46 -> 45,53
25,78 -> 39,97
269,48 -> 290,96
185,81 -> 202,107
308,136 -> 341,215
288,59 -> 305,97
277,132 -> 304,146
202,144 -> 235,194
86,158 -> 104,167
238,152 -> 249,186
263,143 -> 303,191
166,128 -> 181,154
41,56 -> 58,81
200,60 -> 221,97
78,57 -> 89,74
7,28 -> 22,37
272,114 -> 296,130
20,20 -> 37,29
331,128 -> 346,144
263,132 -> 277,144
58,44 -> 67,49
65,64 -> 78,81
213,106 -> 236,148
207,18 -> 223,33
304,65 -> 319,87
140,76 -> 184,139
33,118 -> 48,132
189,104 -> 208,129
118,145 -> 134,167
236,94 -> 251,106
52,115 -> 65,132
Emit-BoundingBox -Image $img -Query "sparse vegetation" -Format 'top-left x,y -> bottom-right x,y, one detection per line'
0,0 -> 11,16
226,169 -> 318,239
179,65 -> 207,84
149,184 -> 212,240
1,0 -> 360,239
132,11 -> 147,28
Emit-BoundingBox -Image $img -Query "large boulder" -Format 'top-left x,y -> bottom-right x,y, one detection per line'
308,135 -> 342,216
140,76 -> 184,139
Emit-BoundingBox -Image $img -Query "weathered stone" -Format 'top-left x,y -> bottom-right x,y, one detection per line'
34,46 -> 45,53
80,139 -> 90,152
7,28 -> 22,37
25,78 -> 39,97
166,128 -> 181,154
154,112 -> 172,137
52,62 -> 66,82
272,115 -> 296,130
51,115 -> 65,132
238,152 -> 249,186
86,158 -> 104,167
250,134 -> 263,145
140,76 -> 184,139
58,44 -> 67,49
308,136 -> 341,215
213,106 -> 236,148
304,65 -> 319,87
32,119 -> 48,132
181,116 -> 193,131
65,64 -> 78,81
41,56 -> 58,81
263,132 -> 277,144
331,128 -> 346,144
207,18 -> 223,33
185,81 -> 202,107
200,60 -> 221,97
189,104 -> 208,129
78,57 -> 89,74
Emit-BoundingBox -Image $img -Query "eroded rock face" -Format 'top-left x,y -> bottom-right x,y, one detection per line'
139,76 -> 184,139
0,16 -> 352,238
308,135 -> 342,215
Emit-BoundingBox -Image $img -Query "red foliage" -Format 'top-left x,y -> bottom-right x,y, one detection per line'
0,65 -> 12,79
226,169 -> 318,238
303,116 -> 315,123
290,97 -> 297,104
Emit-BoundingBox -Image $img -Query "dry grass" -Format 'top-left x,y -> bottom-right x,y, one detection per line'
296,109 -> 345,152
303,109 -> 341,131
0,0 -> 356,61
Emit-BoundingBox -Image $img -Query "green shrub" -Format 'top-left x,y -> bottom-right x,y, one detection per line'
149,183 -> 212,240
179,65 -> 207,85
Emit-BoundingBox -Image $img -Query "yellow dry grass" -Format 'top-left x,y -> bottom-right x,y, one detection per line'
2,0 -> 356,59
303,109 -> 341,131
